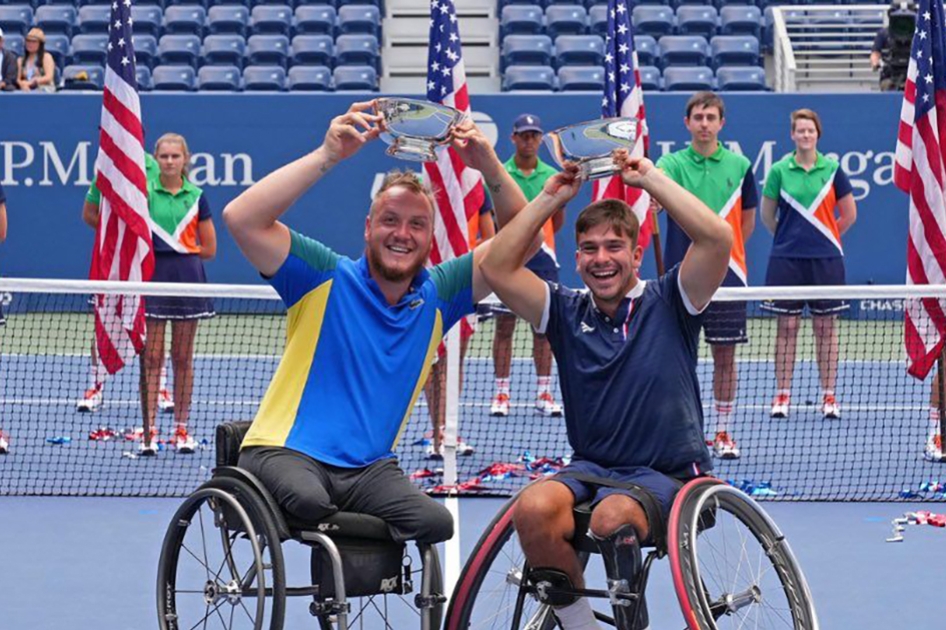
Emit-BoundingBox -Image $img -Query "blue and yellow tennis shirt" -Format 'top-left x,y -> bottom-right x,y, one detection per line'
241,230 -> 475,468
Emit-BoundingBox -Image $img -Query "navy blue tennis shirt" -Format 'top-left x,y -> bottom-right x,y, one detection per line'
537,265 -> 713,479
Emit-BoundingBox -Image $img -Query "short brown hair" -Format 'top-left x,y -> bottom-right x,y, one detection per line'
575,199 -> 640,247
790,108 -> 822,138
371,169 -> 437,217
685,91 -> 725,119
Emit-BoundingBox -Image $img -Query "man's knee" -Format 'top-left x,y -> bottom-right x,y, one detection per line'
413,500 -> 454,543
589,496 -> 649,541
513,483 -> 573,539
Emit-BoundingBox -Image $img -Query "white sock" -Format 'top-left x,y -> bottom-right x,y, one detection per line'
714,400 -> 734,435
554,598 -> 600,630
930,406 -> 941,439
495,377 -> 510,397
160,363 -> 170,392
537,375 -> 552,396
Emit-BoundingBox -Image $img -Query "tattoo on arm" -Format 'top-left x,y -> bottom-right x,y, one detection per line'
488,181 -> 502,194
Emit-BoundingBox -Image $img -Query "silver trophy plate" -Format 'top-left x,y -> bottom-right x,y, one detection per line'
544,117 -> 641,180
376,97 -> 463,163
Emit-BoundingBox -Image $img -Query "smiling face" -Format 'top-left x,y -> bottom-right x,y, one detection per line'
790,117 -> 820,153
576,223 -> 642,306
364,185 -> 435,284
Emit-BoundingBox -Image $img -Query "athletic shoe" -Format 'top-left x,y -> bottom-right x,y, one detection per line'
490,393 -> 510,417
76,386 -> 103,413
138,441 -> 158,457
123,426 -> 158,442
924,434 -> 945,463
426,439 -> 474,458
158,388 -> 175,414
534,392 -> 563,417
0,432 -> 9,455
173,428 -> 197,454
88,426 -> 117,441
822,394 -> 841,420
425,441 -> 444,460
713,431 -> 740,460
770,393 -> 790,419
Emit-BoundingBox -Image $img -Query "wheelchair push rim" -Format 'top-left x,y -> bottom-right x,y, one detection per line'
668,478 -> 818,630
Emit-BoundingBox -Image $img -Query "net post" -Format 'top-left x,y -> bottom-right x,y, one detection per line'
938,350 -> 946,443
442,325 -> 461,604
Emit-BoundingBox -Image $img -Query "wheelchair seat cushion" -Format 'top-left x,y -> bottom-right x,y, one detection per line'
290,510 -> 394,542
216,420 -> 253,468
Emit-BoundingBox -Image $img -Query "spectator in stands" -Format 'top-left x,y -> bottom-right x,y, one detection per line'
760,108 -> 857,423
0,181 -> 7,454
138,133 -> 217,456
870,27 -> 896,91
0,27 -> 18,92
16,28 -> 55,93
489,114 -> 565,419
79,153 -> 175,415
658,92 -> 757,461
423,195 -> 495,459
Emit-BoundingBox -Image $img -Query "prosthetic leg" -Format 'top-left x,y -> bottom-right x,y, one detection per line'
593,524 -> 648,630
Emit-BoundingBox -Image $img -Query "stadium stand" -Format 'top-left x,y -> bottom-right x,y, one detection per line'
34,5 -> 77,37
130,5 -> 162,39
151,64 -> 197,91
557,64 -> 603,91
76,5 -> 109,34
334,32 -> 378,69
658,34 -> 710,67
293,5 -> 336,36
553,34 -> 604,68
716,64 -> 766,90
639,64 -> 661,91
662,65 -> 714,90
250,5 -> 292,37
501,64 -> 555,91
545,4 -> 587,39
710,34 -> 760,67
501,33 -> 553,69
61,62 -> 103,89
163,5 -> 207,37
197,64 -> 242,90
133,33 -> 158,69
136,65 -> 153,90
70,32 -> 108,66
243,64 -> 286,90
631,5 -> 674,39
634,34 -> 659,67
332,64 -> 377,90
337,4 -> 380,36
288,64 -> 332,90
157,33 -> 202,68
675,5 -> 718,39
500,5 -> 543,38
0,5 -> 33,37
290,33 -> 334,67
207,5 -> 250,36
202,33 -> 246,67
43,31 -> 69,67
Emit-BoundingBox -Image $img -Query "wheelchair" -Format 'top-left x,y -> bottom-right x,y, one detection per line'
156,421 -> 446,630
444,476 -> 818,630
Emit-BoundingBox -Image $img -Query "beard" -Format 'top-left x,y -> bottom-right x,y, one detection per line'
367,243 -> 429,283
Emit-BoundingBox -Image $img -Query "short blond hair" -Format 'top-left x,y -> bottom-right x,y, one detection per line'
370,169 -> 437,218
154,133 -> 191,177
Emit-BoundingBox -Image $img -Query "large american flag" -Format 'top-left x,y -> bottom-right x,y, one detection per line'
424,0 -> 485,268
591,0 -> 652,250
90,0 -> 153,378
895,0 -> 946,379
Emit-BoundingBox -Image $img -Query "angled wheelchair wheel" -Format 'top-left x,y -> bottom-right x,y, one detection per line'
444,497 -> 559,630
157,479 -> 286,630
668,478 -> 818,630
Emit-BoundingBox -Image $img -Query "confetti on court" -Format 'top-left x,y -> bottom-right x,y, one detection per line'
887,511 -> 946,542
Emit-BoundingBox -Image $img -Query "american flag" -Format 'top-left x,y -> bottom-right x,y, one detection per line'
90,0 -> 154,379
424,0 -> 485,268
591,0 -> 652,250
895,0 -> 946,379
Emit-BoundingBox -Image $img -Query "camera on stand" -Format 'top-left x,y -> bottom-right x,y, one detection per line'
881,1 -> 917,90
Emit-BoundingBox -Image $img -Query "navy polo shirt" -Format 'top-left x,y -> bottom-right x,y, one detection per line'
537,265 -> 713,479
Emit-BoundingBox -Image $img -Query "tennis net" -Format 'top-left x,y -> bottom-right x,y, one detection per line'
0,278 -> 943,502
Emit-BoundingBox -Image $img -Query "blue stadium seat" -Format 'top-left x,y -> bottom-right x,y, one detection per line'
337,4 -> 380,36
288,64 -> 332,90
198,64 -> 242,89
131,5 -> 163,39
634,35 -> 658,67
546,5 -> 587,39
132,34 -> 158,69
246,33 -> 289,66
501,34 -> 553,69
717,0 -> 756,6
716,65 -> 766,90
44,33 -> 70,68
208,5 -> 250,35
557,65 -> 603,91
202,34 -> 246,67
334,33 -> 378,68
136,65 -> 153,91
61,63 -> 104,90
250,5 -> 291,36
151,64 -> 198,90
0,5 -> 33,37
332,64 -> 377,90
167,0 -> 213,8
163,6 -> 207,36
502,65 -> 555,91
710,34 -> 759,67
70,33 -> 108,66
554,34 -> 603,67
719,5 -> 761,38
675,5 -> 717,38
35,5 -> 78,37
77,5 -> 110,34
4,33 -> 24,58
588,4 -> 607,37
336,0 -> 382,7
631,5 -> 674,39
546,0 -> 586,6
157,34 -> 202,67
500,5 -> 543,38
639,64 -> 660,90
243,64 -> 286,89
662,65 -> 714,90
658,35 -> 708,67
294,5 -> 336,36
290,34 -> 333,67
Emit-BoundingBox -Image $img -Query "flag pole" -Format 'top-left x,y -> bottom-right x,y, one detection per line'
938,350 -> 945,443
650,207 -> 664,276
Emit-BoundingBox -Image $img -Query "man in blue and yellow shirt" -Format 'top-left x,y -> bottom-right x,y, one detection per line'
223,101 -> 528,543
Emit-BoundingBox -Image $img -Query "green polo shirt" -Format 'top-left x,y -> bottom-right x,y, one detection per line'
504,156 -> 558,202
86,153 -> 159,205
503,155 -> 559,273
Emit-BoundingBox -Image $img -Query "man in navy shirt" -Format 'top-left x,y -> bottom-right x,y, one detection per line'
481,151 -> 732,630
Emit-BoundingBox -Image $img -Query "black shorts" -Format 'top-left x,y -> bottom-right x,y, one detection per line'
146,253 -> 215,320
703,299 -> 748,345
761,257 -> 848,316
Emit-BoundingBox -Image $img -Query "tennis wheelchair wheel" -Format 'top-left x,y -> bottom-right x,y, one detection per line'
157,478 -> 286,630
444,497 -> 560,630
668,478 -> 818,630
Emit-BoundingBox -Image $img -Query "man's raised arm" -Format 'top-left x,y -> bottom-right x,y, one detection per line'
480,164 -> 582,328
223,101 -> 382,276
614,150 -> 732,311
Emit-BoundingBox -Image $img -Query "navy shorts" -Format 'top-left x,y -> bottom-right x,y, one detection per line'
703,300 -> 748,345
481,267 -> 559,320
552,459 -> 684,526
146,253 -> 216,320
762,257 -> 848,316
